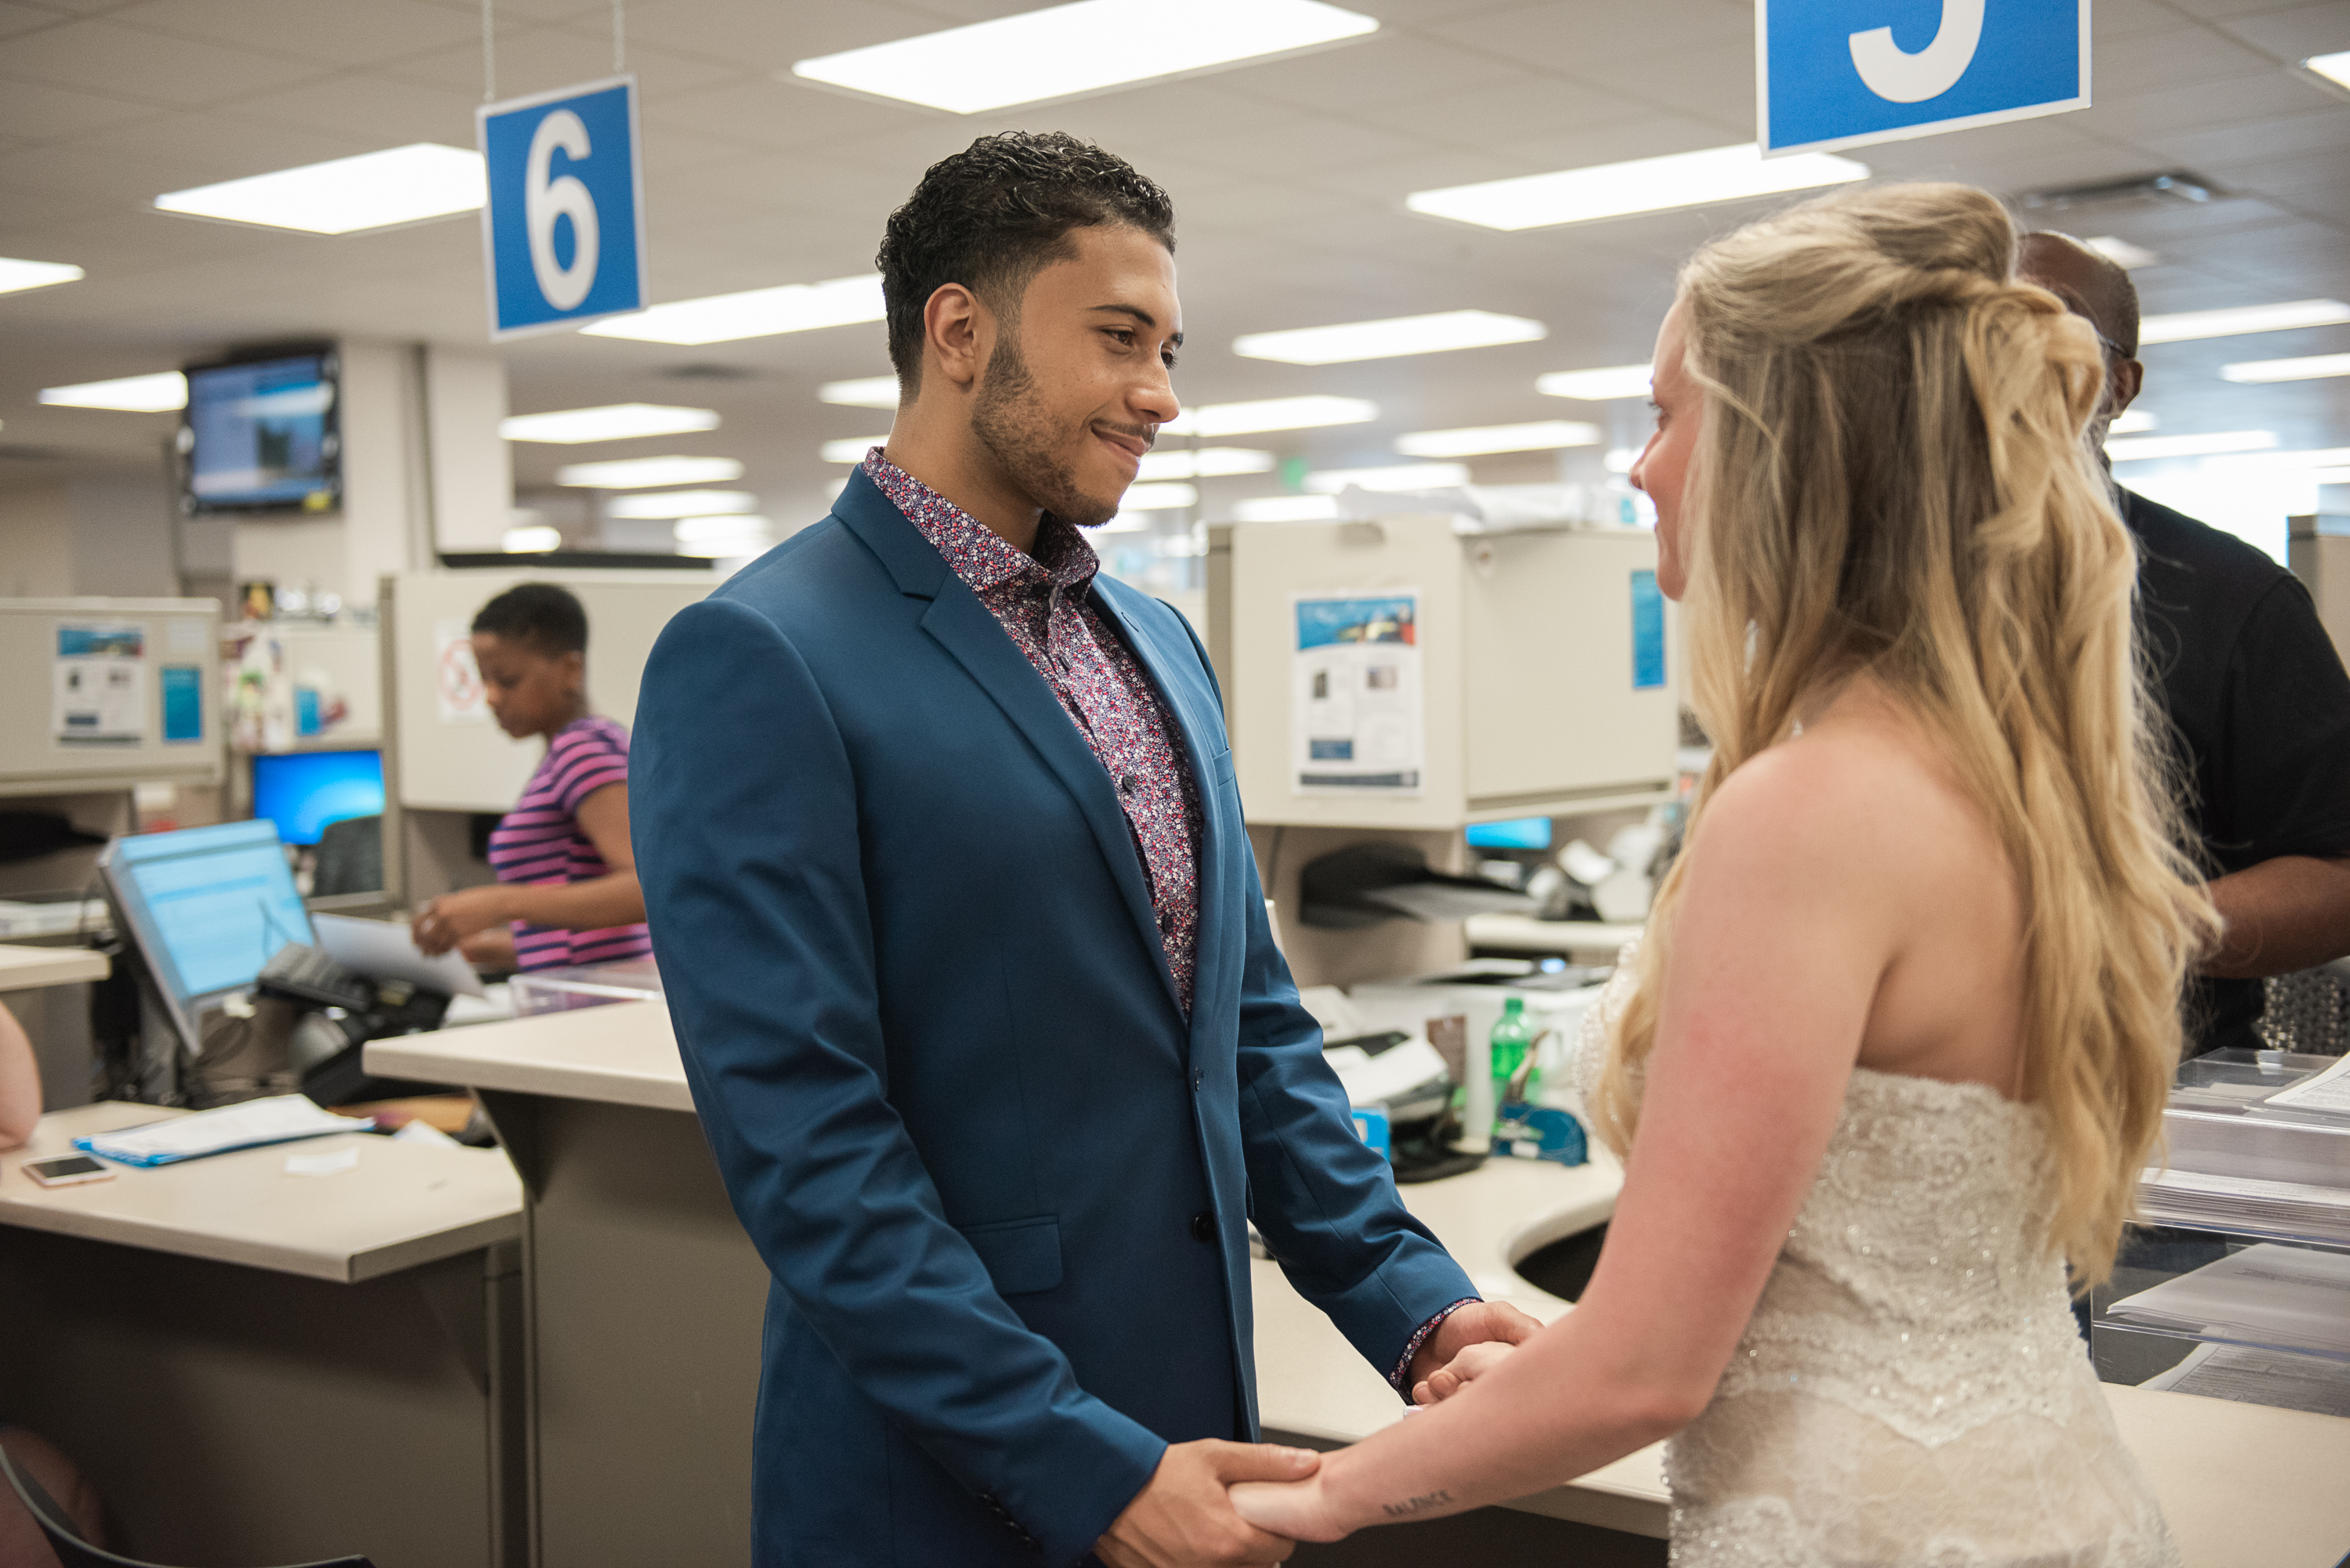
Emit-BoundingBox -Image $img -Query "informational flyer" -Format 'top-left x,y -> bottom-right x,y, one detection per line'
435,617 -> 490,724
52,620 -> 146,746
1292,591 -> 1424,796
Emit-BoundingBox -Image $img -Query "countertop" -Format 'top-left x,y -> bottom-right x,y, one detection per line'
366,999 -> 693,1112
0,942 -> 108,992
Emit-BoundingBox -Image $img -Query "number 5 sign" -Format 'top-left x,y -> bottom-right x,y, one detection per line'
477,76 -> 647,340
1759,2 -> 2089,156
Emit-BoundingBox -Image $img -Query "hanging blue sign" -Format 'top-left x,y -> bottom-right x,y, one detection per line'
476,75 -> 646,341
1759,2 -> 2091,157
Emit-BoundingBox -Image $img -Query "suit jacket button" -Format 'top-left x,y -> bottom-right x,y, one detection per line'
1191,1211 -> 1214,1244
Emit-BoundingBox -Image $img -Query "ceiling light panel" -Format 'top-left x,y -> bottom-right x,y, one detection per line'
1136,448 -> 1274,481
501,404 -> 721,443
2221,353 -> 2350,385
1232,495 -> 1340,522
1119,482 -> 1198,511
675,515 -> 772,545
2110,410 -> 2158,434
1234,310 -> 1546,366
606,490 -> 758,519
40,372 -> 188,412
503,526 -> 563,553
2305,52 -> 2350,90
2138,300 -> 2350,345
584,276 -> 884,346
1396,421 -> 1599,457
821,436 -> 889,464
0,258 -> 85,296
1304,463 -> 1471,493
2083,237 -> 2159,270
2106,431 -> 2279,462
154,144 -> 485,235
1408,144 -> 1867,233
789,0 -> 1377,115
1537,364 -> 1654,401
819,376 -> 900,408
556,455 -> 745,488
1162,396 -> 1377,437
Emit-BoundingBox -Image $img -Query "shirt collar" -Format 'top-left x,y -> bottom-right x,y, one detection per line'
861,447 -> 1099,595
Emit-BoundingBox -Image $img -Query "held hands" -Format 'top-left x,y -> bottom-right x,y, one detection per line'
1095,1440 -> 1320,1567
1412,1339 -> 1517,1405
1405,1299 -> 1542,1405
410,887 -> 510,957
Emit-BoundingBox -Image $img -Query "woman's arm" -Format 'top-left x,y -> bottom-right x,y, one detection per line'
412,783 -> 645,955
1236,745 -> 1903,1540
0,1003 -> 43,1149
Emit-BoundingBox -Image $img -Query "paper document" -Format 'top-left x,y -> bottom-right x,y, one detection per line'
2139,1341 -> 2350,1418
75,1094 -> 357,1168
2264,1052 -> 2350,1115
2137,1166 -> 2350,1248
313,912 -> 486,998
2102,1242 -> 2350,1357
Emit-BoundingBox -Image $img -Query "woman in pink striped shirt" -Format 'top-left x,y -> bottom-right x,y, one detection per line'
410,583 -> 651,973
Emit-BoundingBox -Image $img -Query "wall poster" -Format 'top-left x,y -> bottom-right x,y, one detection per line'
1291,591 -> 1424,796
53,620 -> 146,746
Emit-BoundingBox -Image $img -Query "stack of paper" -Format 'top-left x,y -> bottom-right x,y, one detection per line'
2138,1167 -> 2350,1248
76,1095 -> 359,1168
2140,1342 -> 2350,1418
2264,1053 -> 2350,1117
2103,1243 -> 2350,1358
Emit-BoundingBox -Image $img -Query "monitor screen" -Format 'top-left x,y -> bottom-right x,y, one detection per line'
1466,816 -> 1553,851
104,821 -> 313,1010
183,351 -> 339,513
251,750 -> 384,846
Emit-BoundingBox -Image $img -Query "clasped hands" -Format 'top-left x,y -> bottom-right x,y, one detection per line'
1093,1301 -> 1538,1566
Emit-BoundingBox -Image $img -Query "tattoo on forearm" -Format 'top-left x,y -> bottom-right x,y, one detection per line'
1379,1490 -> 1453,1519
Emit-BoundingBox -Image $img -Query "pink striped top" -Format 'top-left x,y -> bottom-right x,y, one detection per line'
485,715 -> 652,972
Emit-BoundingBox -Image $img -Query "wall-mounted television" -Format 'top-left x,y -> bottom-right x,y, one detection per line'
178,347 -> 340,515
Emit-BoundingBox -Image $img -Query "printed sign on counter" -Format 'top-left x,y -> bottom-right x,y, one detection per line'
436,618 -> 490,724
53,621 -> 146,746
1632,569 -> 1667,691
1291,592 -> 1424,796
477,75 -> 646,340
159,665 -> 204,743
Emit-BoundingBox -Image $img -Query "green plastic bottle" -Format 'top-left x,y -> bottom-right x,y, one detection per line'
1489,996 -> 1538,1136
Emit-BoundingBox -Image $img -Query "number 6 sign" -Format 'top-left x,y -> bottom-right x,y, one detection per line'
478,76 -> 646,340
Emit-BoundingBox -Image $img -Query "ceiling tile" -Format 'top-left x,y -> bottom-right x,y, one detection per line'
615,0 -> 950,70
2096,23 -> 2290,86
75,110 -> 377,186
2207,2 -> 2350,62
1207,32 -> 1515,115
0,17 -> 329,106
232,72 -> 484,145
2084,65 -> 2342,138
1173,112 -> 1432,179
103,0 -> 484,67
0,75 -> 166,141
381,23 -> 743,101
1430,0 -> 1752,74
643,76 -> 916,152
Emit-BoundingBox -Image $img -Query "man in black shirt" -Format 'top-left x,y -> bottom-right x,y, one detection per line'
2021,232 -> 2350,1056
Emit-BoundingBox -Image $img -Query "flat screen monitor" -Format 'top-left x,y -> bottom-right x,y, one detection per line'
1465,816 -> 1553,851
100,820 -> 313,1046
251,750 -> 384,846
179,349 -> 340,515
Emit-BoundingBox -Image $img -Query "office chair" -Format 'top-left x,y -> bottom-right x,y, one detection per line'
0,1444 -> 372,1568
310,815 -> 384,898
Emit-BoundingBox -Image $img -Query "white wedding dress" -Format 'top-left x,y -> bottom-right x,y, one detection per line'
1573,957 -> 2179,1567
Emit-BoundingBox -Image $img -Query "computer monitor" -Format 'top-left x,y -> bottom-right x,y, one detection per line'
179,348 -> 340,515
251,750 -> 385,846
99,820 -> 314,1048
1466,816 -> 1553,851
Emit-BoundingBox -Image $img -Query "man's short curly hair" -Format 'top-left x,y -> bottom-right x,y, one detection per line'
876,132 -> 1175,393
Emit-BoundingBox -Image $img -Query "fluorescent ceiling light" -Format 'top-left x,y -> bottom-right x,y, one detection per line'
2222,352 -> 2350,385
2106,431 -> 2279,463
1095,515 -> 1154,533
1136,447 -> 1274,481
1397,421 -> 1599,458
2204,446 -> 2350,473
154,144 -> 483,235
2305,51 -> 2350,90
1603,447 -> 1639,473
501,404 -> 721,443
1408,143 -> 1867,233
2110,410 -> 2158,434
606,490 -> 757,519
1537,363 -> 1654,402
789,0 -> 1376,114
0,258 -> 84,295
2138,299 -> 2350,345
39,371 -> 187,412
1234,310 -> 1546,366
556,455 -> 745,489
1162,396 -> 1376,437
675,514 -> 772,544
822,436 -> 888,464
2082,237 -> 2159,270
584,276 -> 884,346
819,376 -> 899,409
1304,462 -> 1470,493
502,526 -> 562,553
1233,494 -> 1340,522
1119,482 -> 1198,511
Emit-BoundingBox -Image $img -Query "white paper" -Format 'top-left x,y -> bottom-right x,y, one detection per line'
79,1094 -> 356,1165
435,616 -> 490,724
2264,1052 -> 2350,1114
2103,1242 -> 2350,1357
52,620 -> 146,746
2140,1341 -> 2350,1418
284,1146 -> 361,1175
1291,591 -> 1424,797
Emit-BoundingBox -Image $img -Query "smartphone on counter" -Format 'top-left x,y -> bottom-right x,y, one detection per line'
24,1154 -> 114,1188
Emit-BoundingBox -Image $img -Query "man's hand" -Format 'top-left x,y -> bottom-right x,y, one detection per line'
1406,1299 -> 1541,1404
1412,1339 -> 1517,1405
1095,1440 -> 1320,1568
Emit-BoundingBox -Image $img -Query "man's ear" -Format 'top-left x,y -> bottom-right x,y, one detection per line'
2107,356 -> 2145,417
922,283 -> 989,394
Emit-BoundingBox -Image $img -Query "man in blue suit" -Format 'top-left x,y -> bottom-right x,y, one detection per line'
632,132 -> 1532,1568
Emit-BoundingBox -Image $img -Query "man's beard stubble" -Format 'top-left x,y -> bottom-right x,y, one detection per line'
968,334 -> 1123,530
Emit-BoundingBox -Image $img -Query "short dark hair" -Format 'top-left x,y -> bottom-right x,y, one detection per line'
473,582 -> 587,656
876,131 -> 1175,392
2019,231 -> 2141,359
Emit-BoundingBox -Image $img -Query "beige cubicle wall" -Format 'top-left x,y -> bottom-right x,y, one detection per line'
0,598 -> 223,800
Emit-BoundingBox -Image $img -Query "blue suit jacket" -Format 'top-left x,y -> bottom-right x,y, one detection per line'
631,468 -> 1477,1566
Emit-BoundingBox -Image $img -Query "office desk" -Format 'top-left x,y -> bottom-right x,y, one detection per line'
0,942 -> 107,992
1464,915 -> 1643,959
0,1103 -> 526,1568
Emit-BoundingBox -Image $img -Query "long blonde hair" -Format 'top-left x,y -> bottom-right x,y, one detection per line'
1592,182 -> 2217,1287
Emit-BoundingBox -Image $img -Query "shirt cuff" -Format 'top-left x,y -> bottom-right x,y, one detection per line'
1388,1297 -> 1480,1395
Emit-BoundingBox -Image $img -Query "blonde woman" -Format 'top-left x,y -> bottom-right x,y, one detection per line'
1231,182 -> 2215,1566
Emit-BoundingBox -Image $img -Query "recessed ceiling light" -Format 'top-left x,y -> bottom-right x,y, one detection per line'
675,514 -> 773,547
1303,462 -> 1470,493
1408,143 -> 1867,233
1136,447 -> 1274,481
1537,364 -> 1654,402
2110,410 -> 2158,435
788,0 -> 1376,114
2204,446 -> 2350,472
1163,396 -> 1377,437
501,404 -> 721,443
1233,310 -> 1546,366
606,490 -> 758,519
556,455 -> 746,489
2106,431 -> 2279,462
821,436 -> 890,464
2082,237 -> 2159,270
1396,421 -> 1599,458
2220,352 -> 2350,385
584,276 -> 885,346
819,376 -> 900,409
1603,448 -> 1639,473
0,258 -> 85,296
1119,482 -> 1198,511
1233,494 -> 1341,522
2304,51 -> 2350,91
39,371 -> 187,412
503,526 -> 563,553
2138,299 -> 2350,345
154,144 -> 484,235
